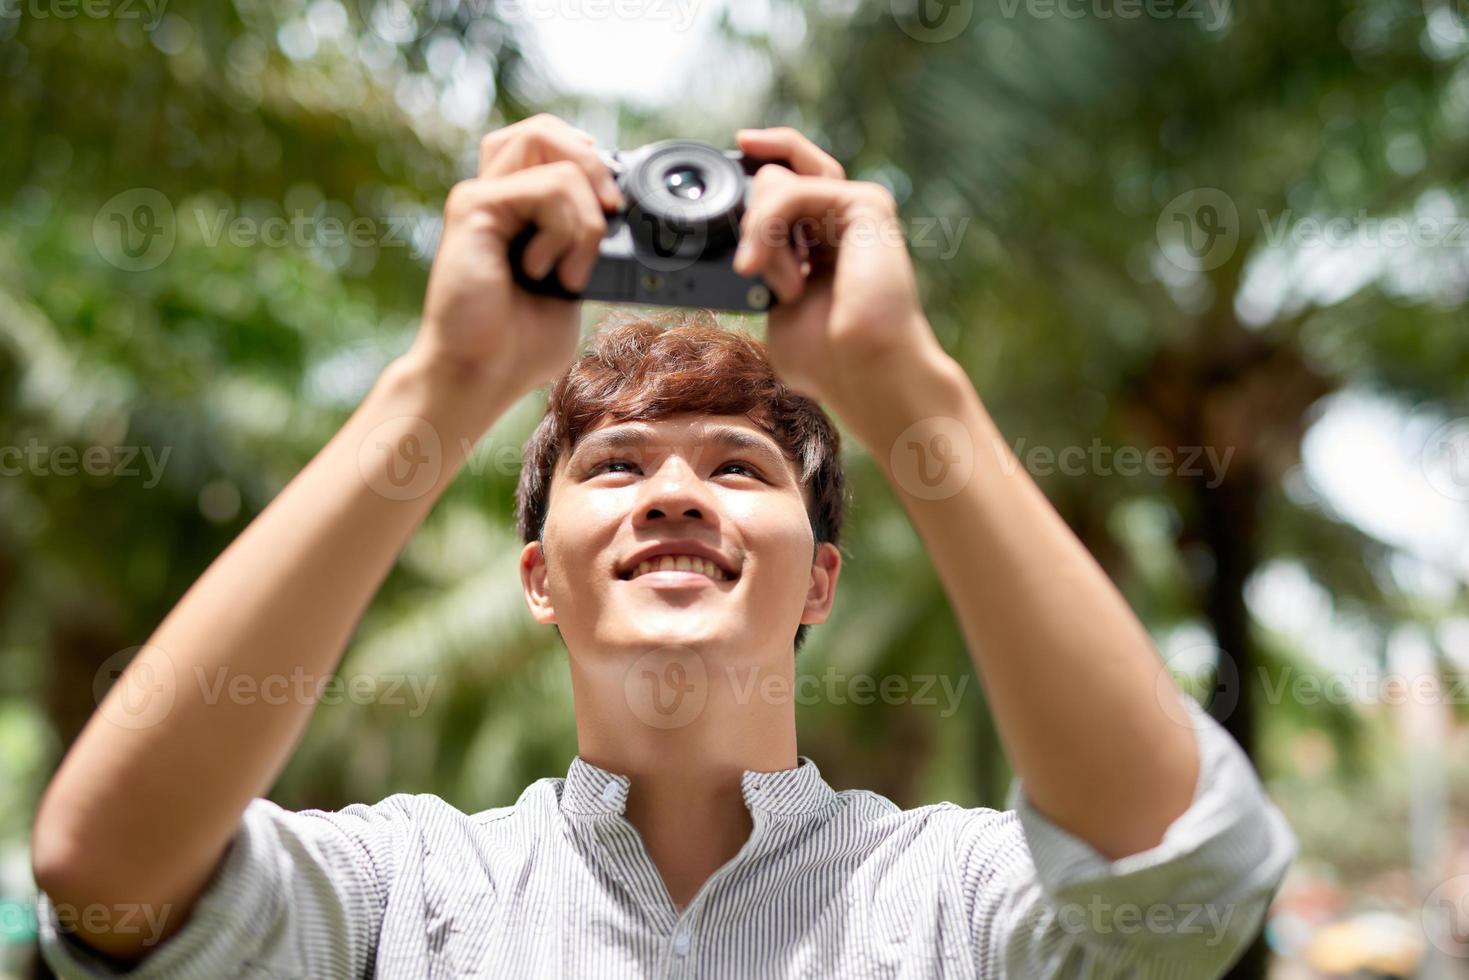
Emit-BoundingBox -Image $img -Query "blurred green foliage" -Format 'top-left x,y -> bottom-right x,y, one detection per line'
3,2 -> 1469,976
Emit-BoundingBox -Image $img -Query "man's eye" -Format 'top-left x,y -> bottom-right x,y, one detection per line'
588,459 -> 762,479
718,461 -> 762,479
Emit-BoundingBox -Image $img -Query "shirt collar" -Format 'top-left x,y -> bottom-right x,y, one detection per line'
560,753 -> 837,818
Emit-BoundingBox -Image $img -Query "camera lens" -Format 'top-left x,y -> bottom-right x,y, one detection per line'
622,140 -> 746,262
663,166 -> 706,201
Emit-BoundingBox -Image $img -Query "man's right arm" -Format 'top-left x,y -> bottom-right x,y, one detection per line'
29,113 -> 619,966
30,346 -> 515,963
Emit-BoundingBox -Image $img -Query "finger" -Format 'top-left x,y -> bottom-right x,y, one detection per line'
484,162 -> 607,290
480,113 -> 593,173
735,171 -> 865,276
735,127 -> 845,179
479,114 -> 623,212
761,241 -> 807,304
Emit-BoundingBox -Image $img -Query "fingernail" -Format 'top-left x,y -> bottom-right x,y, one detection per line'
602,176 -> 623,207
733,240 -> 752,272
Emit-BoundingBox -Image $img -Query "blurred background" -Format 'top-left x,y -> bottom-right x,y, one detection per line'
2,0 -> 1469,976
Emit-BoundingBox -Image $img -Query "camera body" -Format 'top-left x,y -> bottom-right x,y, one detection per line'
509,139 -> 781,313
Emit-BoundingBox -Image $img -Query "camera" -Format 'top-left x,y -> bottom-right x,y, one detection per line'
508,139 -> 783,313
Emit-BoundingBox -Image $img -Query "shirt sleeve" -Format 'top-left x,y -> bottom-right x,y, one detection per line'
960,696 -> 1298,978
35,794 -> 415,980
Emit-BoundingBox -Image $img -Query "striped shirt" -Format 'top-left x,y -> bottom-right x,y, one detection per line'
37,698 -> 1296,979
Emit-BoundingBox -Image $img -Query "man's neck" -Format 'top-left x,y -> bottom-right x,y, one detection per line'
570,651 -> 799,910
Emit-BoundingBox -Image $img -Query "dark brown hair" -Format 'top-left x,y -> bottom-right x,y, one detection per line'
515,309 -> 848,653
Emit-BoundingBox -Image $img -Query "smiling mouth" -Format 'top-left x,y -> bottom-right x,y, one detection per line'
617,554 -> 737,583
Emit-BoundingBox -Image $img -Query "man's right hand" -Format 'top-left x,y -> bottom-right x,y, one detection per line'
412,114 -> 623,404
30,113 -> 627,971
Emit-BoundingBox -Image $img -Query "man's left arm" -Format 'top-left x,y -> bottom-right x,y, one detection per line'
733,125 -> 1295,878
736,125 -> 1204,856
818,336 -> 1205,857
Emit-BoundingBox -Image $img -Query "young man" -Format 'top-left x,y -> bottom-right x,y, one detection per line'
32,115 -> 1296,978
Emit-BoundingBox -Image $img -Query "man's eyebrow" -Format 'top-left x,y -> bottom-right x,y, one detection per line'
571,425 -> 790,471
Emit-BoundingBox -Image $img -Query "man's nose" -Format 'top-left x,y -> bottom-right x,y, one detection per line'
634,456 -> 716,524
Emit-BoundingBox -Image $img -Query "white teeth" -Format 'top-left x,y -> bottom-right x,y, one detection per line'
627,555 -> 729,581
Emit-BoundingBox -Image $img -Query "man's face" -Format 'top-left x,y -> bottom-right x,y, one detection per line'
521,412 -> 840,664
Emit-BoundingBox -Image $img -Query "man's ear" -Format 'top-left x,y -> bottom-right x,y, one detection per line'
800,541 -> 841,626
520,540 -> 557,625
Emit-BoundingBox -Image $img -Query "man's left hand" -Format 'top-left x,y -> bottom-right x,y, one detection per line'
732,127 -> 954,424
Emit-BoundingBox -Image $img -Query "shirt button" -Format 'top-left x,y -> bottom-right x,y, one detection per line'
673,930 -> 690,957
600,782 -> 621,806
